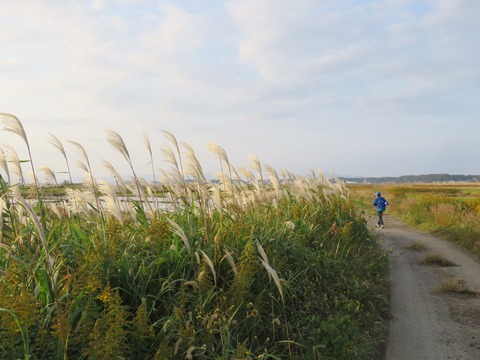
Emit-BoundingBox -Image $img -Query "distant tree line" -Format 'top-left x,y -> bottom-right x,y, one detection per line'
341,174 -> 480,184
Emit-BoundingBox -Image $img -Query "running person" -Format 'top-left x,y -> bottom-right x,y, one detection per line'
373,191 -> 389,228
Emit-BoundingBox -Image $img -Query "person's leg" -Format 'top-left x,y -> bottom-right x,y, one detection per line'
378,211 -> 384,226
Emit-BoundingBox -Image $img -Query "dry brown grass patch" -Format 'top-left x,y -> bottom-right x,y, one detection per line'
406,241 -> 427,251
419,252 -> 457,267
434,278 -> 478,296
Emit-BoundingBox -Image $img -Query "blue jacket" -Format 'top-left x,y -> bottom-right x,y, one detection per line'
373,196 -> 389,212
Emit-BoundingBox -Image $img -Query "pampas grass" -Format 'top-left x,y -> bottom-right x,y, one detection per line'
168,218 -> 191,254
98,180 -> 124,225
39,166 -> 58,187
256,241 -> 284,303
0,113 -> 40,191
48,132 -> 75,187
2,144 -> 24,185
199,250 -> 217,286
106,130 -> 147,209
101,160 -> 127,197
0,114 -> 389,360
0,147 -> 10,183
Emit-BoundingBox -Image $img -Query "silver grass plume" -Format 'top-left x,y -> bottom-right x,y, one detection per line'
137,177 -> 155,218
48,133 -> 76,186
0,113 -> 28,144
106,129 -> 131,161
142,131 -> 157,184
0,113 -> 39,190
162,131 -> 187,194
98,180 -> 123,225
101,160 -> 127,197
162,130 -> 182,170
161,145 -> 185,194
238,166 -> 262,202
46,202 -> 62,219
307,169 -> 316,180
182,142 -> 210,212
161,143 -> 179,170
106,130 -> 148,210
167,218 -> 191,254
159,169 -> 187,213
68,141 -> 104,222
40,166 -> 58,186
199,250 -> 217,286
238,167 -> 254,183
65,188 -> 91,215
182,142 -> 205,183
3,145 -> 24,185
280,168 -> 297,183
67,141 -> 91,170
265,164 -> 280,199
207,142 -> 234,200
223,248 -> 238,277
210,185 -> 223,211
0,147 -> 10,183
256,241 -> 284,303
214,172 -> 234,199
101,162 -> 133,220
75,160 -> 89,174
48,133 -> 81,217
249,154 -> 266,200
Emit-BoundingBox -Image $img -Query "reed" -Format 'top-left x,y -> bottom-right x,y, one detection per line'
0,115 -> 389,359
0,113 -> 40,193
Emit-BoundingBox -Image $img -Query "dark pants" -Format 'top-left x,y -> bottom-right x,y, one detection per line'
377,211 -> 384,226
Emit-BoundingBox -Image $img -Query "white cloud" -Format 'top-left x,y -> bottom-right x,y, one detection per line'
139,3 -> 208,54
0,0 -> 479,180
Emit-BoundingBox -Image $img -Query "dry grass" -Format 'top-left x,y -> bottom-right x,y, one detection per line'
435,278 -> 478,296
406,241 -> 427,251
419,252 -> 457,267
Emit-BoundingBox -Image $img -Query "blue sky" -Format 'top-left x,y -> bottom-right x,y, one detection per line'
1,0 -> 479,182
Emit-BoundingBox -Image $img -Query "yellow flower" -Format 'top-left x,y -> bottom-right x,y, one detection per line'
97,284 -> 113,303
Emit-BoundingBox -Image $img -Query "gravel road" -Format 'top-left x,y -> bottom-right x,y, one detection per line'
370,215 -> 480,360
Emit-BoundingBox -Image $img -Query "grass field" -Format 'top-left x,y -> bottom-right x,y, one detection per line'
0,114 -> 389,359
348,182 -> 480,258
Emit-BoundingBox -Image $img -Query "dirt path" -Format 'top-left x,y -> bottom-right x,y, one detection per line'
368,215 -> 480,360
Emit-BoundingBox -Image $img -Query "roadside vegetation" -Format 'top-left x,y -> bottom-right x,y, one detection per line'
418,253 -> 457,267
348,183 -> 480,259
0,114 -> 389,359
434,278 -> 478,296
405,241 -> 427,252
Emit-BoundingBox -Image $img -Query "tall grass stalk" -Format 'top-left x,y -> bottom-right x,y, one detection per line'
0,116 -> 389,359
12,194 -> 69,357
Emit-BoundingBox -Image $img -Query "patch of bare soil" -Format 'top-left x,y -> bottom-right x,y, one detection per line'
367,214 -> 480,360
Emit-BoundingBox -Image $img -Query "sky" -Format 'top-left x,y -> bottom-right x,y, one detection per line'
1,0 -> 479,183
